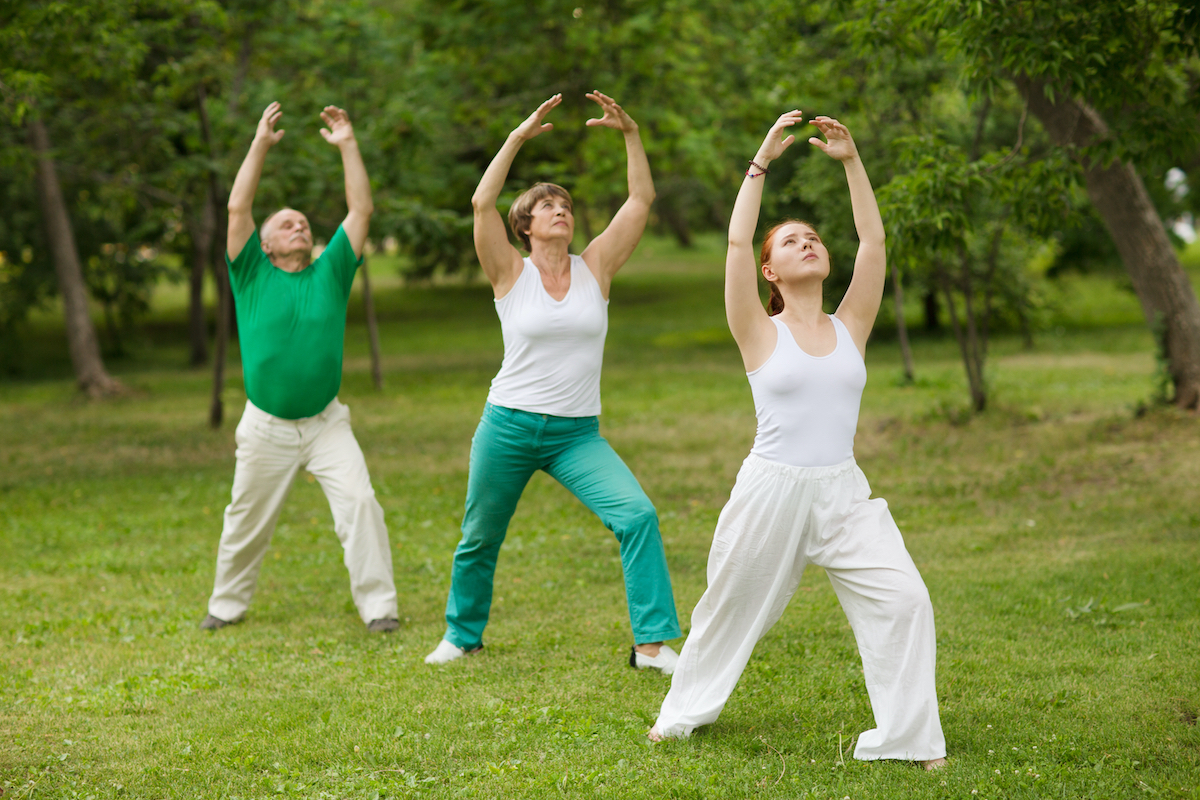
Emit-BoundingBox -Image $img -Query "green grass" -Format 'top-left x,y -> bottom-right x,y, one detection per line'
2,237 -> 1199,799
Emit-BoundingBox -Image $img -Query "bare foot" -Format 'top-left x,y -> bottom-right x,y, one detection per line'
921,757 -> 947,771
635,642 -> 663,657
647,725 -> 665,742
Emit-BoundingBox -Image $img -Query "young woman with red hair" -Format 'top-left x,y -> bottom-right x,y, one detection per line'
649,111 -> 947,770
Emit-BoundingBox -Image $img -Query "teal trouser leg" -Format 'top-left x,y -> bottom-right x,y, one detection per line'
443,407 -> 539,650
443,405 -> 681,650
544,433 -> 681,645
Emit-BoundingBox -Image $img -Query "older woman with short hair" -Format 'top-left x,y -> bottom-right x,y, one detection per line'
425,92 -> 681,672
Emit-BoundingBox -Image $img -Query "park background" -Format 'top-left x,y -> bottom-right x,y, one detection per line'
2,1 -> 1199,798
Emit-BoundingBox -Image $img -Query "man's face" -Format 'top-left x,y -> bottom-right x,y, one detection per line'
261,209 -> 312,261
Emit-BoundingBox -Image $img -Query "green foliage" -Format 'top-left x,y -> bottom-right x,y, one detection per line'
3,0 -> 1198,401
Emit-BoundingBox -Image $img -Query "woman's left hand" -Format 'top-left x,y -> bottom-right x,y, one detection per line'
585,91 -> 638,133
809,116 -> 860,162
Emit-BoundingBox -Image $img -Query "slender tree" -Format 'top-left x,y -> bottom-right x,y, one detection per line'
27,117 -> 122,396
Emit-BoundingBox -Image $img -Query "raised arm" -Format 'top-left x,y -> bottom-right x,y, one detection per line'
813,117 -> 886,354
319,106 -> 373,258
726,111 -> 806,369
580,92 -> 655,295
227,102 -> 285,259
472,94 -> 561,297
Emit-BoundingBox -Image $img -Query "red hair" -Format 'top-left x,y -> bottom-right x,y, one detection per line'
759,219 -> 819,316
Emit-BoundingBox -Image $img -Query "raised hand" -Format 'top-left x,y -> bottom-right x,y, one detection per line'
755,110 -> 805,164
255,102 -> 285,146
585,91 -> 637,132
319,106 -> 356,148
513,94 -> 562,141
808,116 -> 860,162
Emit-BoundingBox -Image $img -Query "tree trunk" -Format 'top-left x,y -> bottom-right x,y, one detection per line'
892,264 -> 915,383
27,117 -> 123,398
923,289 -> 941,332
361,254 -> 384,390
937,259 -> 987,412
188,183 -> 217,366
209,254 -> 230,428
1016,75 -> 1200,409
196,83 -> 233,427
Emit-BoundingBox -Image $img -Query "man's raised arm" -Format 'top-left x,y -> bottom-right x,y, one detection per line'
320,106 -> 372,258
228,102 -> 285,260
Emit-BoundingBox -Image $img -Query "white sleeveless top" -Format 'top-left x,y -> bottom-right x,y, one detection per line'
747,314 -> 867,467
486,255 -> 609,417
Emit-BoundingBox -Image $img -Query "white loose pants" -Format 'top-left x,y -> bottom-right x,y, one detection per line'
207,398 -> 398,625
655,455 -> 945,761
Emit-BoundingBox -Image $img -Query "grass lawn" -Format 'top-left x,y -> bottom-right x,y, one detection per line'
1,236 -> 1198,799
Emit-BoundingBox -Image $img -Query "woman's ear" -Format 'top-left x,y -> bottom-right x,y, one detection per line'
762,263 -> 777,282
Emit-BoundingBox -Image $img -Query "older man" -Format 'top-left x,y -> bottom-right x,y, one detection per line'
201,102 -> 399,633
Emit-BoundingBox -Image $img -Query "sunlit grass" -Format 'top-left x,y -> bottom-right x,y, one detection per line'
2,238 -> 1198,799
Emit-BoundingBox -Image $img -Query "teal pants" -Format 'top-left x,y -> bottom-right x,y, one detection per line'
443,403 -> 681,650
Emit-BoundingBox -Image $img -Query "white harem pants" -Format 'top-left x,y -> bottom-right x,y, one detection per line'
207,398 -> 398,625
655,454 -> 945,761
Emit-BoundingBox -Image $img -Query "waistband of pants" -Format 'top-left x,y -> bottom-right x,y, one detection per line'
243,397 -> 341,425
483,402 -> 598,428
743,452 -> 858,481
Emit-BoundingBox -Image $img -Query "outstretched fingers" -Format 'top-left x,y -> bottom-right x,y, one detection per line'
319,106 -> 357,144
320,105 -> 349,128
808,116 -> 857,160
585,90 -> 635,130
517,94 -> 562,139
759,109 -> 804,160
534,94 -> 563,126
258,101 -> 284,143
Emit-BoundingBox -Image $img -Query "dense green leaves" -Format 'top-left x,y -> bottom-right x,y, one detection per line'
4,0 -> 1200,406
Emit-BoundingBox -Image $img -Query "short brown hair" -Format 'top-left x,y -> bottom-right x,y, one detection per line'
760,219 -> 821,316
507,183 -> 573,251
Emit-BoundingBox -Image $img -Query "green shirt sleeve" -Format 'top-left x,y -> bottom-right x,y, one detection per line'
319,225 -> 364,296
226,230 -> 266,294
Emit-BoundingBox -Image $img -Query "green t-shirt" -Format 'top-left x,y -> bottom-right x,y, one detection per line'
226,225 -> 361,419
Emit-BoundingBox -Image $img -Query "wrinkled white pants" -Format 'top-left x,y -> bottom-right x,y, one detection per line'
655,455 -> 945,761
207,398 -> 398,624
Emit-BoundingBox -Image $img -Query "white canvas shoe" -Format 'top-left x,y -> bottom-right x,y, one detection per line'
424,639 -> 478,665
630,644 -> 679,675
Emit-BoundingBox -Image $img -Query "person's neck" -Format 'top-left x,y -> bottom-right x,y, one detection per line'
268,251 -> 311,273
775,281 -> 826,325
528,239 -> 571,276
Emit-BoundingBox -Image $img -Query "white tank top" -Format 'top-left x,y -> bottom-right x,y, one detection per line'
747,314 -> 867,467
486,255 -> 609,417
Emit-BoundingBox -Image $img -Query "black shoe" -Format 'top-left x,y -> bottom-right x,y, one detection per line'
367,618 -> 400,633
200,614 -> 235,630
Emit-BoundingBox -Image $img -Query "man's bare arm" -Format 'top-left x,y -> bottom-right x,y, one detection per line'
228,102 -> 285,259
320,106 -> 372,257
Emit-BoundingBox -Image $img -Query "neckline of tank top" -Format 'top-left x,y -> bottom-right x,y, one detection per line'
748,314 -> 843,376
526,255 -> 582,305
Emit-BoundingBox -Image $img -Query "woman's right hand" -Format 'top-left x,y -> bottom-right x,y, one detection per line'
513,94 -> 563,141
754,109 -> 805,165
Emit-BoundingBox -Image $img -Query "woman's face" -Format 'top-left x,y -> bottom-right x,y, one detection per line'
525,194 -> 575,245
763,222 -> 829,283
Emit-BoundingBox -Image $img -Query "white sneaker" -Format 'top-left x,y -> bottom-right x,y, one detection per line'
630,644 -> 679,675
424,639 -> 478,665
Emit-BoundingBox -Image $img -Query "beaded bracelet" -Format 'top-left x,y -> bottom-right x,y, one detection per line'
746,159 -> 770,178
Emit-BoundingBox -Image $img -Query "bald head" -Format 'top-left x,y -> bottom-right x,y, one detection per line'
259,208 -> 313,269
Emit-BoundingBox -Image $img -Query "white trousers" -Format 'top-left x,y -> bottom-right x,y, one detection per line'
207,398 -> 398,624
655,454 -> 945,761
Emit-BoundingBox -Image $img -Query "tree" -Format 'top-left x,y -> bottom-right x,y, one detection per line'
0,1 -> 141,395
922,0 -> 1200,409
